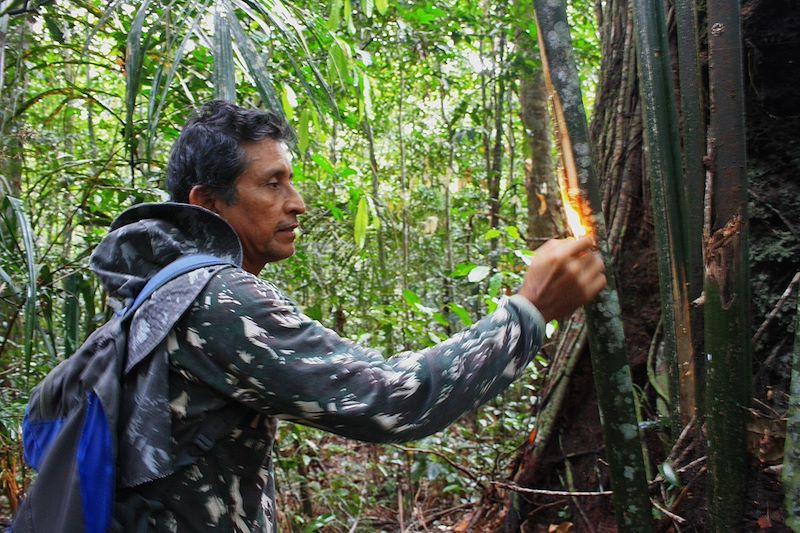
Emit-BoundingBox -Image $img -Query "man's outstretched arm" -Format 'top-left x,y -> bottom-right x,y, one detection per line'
168,237 -> 606,442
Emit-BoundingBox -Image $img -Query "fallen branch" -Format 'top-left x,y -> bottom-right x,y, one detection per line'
651,498 -> 687,525
492,480 -> 613,497
753,271 -> 800,344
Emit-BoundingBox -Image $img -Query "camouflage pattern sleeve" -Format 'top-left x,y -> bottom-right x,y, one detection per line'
170,268 -> 545,443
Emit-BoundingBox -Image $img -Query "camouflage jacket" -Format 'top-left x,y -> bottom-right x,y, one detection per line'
91,203 -> 545,532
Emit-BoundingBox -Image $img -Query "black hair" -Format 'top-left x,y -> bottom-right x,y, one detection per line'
166,100 -> 293,204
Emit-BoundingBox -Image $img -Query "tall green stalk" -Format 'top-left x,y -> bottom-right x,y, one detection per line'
704,0 -> 751,528
784,297 -> 800,531
631,0 -> 697,426
674,0 -> 707,412
532,0 -> 653,529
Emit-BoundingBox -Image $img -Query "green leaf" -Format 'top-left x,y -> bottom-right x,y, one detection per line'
312,154 -> 336,175
375,0 -> 388,15
449,303 -> 473,326
298,108 -> 312,153
483,228 -> 502,240
6,197 -> 37,389
659,462 -> 681,488
354,195 -> 369,249
359,69 -> 373,119
281,85 -> 297,120
213,7 -> 236,102
305,303 -> 322,321
44,16 -> 64,43
0,264 -> 20,298
467,265 -> 491,283
343,0 -> 355,34
428,331 -> 444,344
505,226 -> 521,241
63,272 -> 81,357
327,0 -> 342,30
328,37 -> 352,87
364,0 -> 374,17
487,272 -> 503,297
514,249 -> 533,266
433,312 -> 449,327
402,289 -> 421,306
226,2 -> 284,115
125,0 -> 152,156
450,262 -> 477,278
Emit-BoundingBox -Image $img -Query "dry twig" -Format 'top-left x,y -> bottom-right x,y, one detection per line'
753,271 -> 800,344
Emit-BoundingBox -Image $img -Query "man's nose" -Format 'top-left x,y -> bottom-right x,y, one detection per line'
287,185 -> 306,215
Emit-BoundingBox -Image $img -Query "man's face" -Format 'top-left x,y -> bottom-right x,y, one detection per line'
215,139 -> 306,274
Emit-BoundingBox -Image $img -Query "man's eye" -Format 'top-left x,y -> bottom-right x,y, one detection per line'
266,182 -> 280,189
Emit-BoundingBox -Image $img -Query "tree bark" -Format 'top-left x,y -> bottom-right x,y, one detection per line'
514,0 -> 562,245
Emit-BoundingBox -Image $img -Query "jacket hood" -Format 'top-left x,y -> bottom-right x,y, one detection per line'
90,202 -> 243,303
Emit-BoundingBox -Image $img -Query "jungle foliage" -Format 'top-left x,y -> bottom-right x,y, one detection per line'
1,0 -> 798,531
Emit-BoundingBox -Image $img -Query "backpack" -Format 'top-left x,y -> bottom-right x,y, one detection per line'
11,254 -> 236,533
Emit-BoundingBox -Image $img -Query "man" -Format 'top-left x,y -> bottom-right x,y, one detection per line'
92,100 -> 605,531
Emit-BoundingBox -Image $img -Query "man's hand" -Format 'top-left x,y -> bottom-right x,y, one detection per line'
518,236 -> 607,322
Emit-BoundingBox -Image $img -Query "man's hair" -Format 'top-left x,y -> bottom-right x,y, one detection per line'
166,100 -> 293,204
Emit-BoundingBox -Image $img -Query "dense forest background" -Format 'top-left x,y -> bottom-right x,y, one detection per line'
1,0 -> 798,531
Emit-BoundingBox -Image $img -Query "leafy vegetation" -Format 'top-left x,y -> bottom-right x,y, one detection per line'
2,0 -> 797,530
0,0 -> 601,528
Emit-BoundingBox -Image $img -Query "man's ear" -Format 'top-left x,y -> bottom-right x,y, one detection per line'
188,186 -> 219,213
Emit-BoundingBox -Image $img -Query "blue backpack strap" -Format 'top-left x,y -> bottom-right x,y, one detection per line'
117,254 -> 233,320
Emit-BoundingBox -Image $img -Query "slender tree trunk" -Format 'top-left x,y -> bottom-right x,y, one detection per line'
784,297 -> 800,530
631,0 -> 697,426
533,0 -> 654,529
673,0 -> 707,402
438,83 -> 456,333
494,0 -> 648,528
514,0 -> 562,245
488,33 -> 506,238
704,0 -> 751,525
364,118 -> 393,349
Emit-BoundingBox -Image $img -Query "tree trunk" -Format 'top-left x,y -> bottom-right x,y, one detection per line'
631,0 -> 698,426
514,0 -> 562,245
704,0 -> 751,528
783,296 -> 800,530
487,0 -> 653,529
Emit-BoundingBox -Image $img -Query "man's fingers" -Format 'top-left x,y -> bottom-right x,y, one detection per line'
576,249 -> 604,271
559,235 -> 596,258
